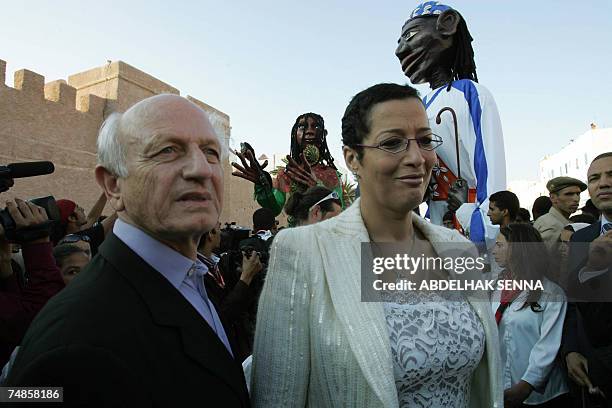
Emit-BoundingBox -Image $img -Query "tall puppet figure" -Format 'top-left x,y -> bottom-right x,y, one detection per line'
232,113 -> 347,220
396,1 -> 506,246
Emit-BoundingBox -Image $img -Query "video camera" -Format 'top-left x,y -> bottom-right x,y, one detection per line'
0,161 -> 60,241
219,222 -> 251,254
238,231 -> 271,266
218,222 -> 272,276
0,196 -> 61,241
216,223 -> 252,281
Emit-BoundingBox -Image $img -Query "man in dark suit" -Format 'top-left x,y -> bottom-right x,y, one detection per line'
6,94 -> 250,407
563,152 -> 612,406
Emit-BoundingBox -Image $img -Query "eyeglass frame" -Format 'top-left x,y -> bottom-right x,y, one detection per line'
309,191 -> 340,212
354,134 -> 443,153
58,233 -> 91,246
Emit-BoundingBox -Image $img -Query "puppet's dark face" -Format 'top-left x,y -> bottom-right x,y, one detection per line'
295,116 -> 327,165
295,116 -> 325,148
395,16 -> 453,85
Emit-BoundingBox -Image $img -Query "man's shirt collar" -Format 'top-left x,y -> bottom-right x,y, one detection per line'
549,206 -> 569,223
113,218 -> 204,289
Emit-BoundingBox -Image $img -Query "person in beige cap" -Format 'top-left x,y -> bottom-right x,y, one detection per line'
533,176 -> 587,248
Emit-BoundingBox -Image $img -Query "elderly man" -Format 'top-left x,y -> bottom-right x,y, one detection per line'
562,152 -> 612,405
6,95 -> 250,407
534,176 -> 586,247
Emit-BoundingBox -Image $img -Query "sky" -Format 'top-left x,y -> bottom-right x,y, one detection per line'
2,0 -> 611,181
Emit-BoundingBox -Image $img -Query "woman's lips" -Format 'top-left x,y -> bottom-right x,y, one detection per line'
396,175 -> 424,186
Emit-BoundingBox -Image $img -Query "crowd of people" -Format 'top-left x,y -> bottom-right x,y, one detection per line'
1,1 -> 611,407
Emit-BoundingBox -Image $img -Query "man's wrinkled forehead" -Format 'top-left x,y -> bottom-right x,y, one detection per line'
121,95 -> 213,145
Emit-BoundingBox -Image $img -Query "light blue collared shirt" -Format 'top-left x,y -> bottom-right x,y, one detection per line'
113,219 -> 232,355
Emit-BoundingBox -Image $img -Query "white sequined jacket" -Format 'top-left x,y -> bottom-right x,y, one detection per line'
250,199 -> 503,407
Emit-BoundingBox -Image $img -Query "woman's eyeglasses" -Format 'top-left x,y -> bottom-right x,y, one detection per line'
355,134 -> 443,153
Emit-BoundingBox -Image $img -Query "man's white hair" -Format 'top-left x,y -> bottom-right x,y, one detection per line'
97,112 -> 128,177
96,95 -> 228,177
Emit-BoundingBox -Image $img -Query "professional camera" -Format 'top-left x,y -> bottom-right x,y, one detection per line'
238,232 -> 271,266
0,161 -> 58,241
217,223 -> 252,276
0,196 -> 61,241
219,222 -> 251,254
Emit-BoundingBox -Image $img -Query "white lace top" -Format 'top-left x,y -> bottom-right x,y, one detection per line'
383,291 -> 485,408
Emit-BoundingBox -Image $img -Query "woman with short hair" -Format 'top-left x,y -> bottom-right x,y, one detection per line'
251,83 -> 502,407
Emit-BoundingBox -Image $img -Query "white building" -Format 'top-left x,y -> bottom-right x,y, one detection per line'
539,125 -> 611,182
539,125 -> 612,206
508,124 -> 611,214
507,179 -> 546,212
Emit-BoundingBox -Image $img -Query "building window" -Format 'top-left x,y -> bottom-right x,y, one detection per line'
585,153 -> 588,165
576,158 -> 579,169
565,163 -> 568,174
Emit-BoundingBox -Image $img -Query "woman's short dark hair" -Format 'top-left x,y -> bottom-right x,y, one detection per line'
342,83 -> 421,159
499,223 -> 548,311
284,186 -> 340,224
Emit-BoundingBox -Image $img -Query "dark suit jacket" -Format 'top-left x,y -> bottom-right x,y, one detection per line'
6,233 -> 250,407
563,221 -> 612,351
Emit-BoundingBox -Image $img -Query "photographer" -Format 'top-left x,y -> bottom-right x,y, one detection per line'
239,208 -> 276,257
198,222 -> 263,362
0,198 -> 64,367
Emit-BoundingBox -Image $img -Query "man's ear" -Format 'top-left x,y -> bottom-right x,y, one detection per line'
549,193 -> 557,205
95,165 -> 124,212
436,9 -> 460,36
